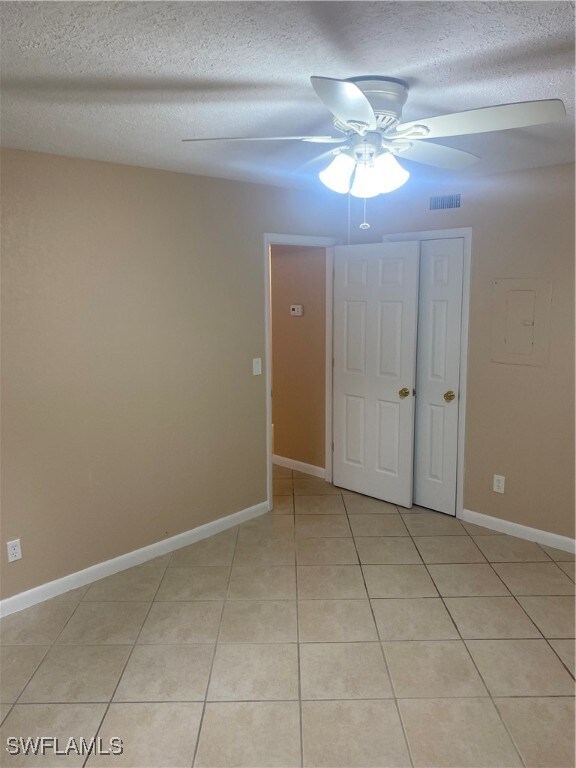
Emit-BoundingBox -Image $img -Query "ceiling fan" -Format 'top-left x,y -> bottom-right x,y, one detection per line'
182,76 -> 566,198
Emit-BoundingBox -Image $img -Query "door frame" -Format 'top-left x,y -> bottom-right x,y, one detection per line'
264,234 -> 340,509
382,227 -> 472,520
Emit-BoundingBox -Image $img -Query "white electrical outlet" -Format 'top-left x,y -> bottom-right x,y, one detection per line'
7,539 -> 22,562
493,475 -> 505,494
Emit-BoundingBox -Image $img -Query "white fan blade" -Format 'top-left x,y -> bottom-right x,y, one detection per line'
310,76 -> 377,132
182,135 -> 342,143
302,137 -> 347,144
298,148 -> 341,172
394,99 -> 566,140
396,141 -> 479,169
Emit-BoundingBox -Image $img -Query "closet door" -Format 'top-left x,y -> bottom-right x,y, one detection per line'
414,238 -> 464,515
332,242 -> 419,507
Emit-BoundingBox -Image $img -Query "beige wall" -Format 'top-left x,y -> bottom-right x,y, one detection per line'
1,149 -> 574,599
271,245 -> 326,468
0,149 -> 348,598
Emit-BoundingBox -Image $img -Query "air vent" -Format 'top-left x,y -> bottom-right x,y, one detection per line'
429,193 -> 461,210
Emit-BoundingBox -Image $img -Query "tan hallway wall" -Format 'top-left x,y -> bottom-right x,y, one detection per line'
271,245 -> 326,469
2,150 -> 574,600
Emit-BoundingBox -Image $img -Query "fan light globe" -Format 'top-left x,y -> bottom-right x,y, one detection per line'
374,152 -> 410,192
320,150 -> 410,198
350,162 -> 383,198
350,153 -> 410,198
318,153 -> 355,193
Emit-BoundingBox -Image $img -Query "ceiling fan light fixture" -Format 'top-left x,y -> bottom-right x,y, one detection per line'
182,75 -> 566,193
318,152 -> 355,193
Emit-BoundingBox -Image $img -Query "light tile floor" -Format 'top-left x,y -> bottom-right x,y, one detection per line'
1,466 -> 574,767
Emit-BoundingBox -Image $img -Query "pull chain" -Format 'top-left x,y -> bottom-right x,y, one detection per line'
359,197 -> 370,230
347,192 -> 351,245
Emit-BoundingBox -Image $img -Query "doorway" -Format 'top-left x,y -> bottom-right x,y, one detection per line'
264,229 -> 470,518
270,244 -> 328,475
264,234 -> 338,506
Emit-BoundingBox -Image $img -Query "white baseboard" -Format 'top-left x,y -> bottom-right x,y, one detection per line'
463,508 -> 576,554
273,455 -> 325,479
0,501 -> 269,618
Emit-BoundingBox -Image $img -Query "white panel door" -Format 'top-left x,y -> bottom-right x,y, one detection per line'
414,238 -> 464,515
333,242 -> 419,507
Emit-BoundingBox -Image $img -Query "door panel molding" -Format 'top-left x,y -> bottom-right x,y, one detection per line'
333,241 -> 420,507
414,237 -> 464,515
383,228 -> 472,520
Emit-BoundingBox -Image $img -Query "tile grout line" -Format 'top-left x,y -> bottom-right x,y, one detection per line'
7,693 -> 575,706
443,515 -> 575,758
293,479 -> 305,768
412,518 -> 564,768
7,646 -> 51,710
0,704 -> 13,727
402,511 -> 530,768
289,480 -> 574,734
361,503 -> 572,766
4,558 -> 173,736
10,586 -> 88,710
275,467 -> 303,767
81,554 -> 173,768
542,636 -> 576,679
190,525 -> 239,768
479,547 -> 576,682
391,510 -> 456,767
341,492 -> 416,768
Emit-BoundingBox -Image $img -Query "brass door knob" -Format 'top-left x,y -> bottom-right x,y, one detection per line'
399,387 -> 410,399
444,390 -> 456,402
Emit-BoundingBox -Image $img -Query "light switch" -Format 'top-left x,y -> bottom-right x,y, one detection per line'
252,358 -> 262,376
290,304 -> 304,317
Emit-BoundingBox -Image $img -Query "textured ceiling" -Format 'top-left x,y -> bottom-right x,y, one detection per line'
1,1 -> 574,189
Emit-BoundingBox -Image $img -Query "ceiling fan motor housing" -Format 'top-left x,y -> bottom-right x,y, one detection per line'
348,77 -> 409,131
348,132 -> 383,163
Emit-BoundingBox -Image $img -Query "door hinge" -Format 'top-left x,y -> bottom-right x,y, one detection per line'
332,442 -> 334,452
413,388 -> 416,396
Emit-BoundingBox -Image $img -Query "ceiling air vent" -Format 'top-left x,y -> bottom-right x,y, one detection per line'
429,193 -> 461,211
